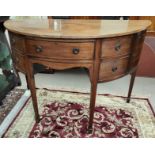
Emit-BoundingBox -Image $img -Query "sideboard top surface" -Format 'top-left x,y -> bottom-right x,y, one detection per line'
4,19 -> 151,39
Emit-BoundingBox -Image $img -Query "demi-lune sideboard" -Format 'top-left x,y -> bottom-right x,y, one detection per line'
4,19 -> 151,131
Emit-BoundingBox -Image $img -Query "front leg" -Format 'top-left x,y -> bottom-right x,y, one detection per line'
26,63 -> 40,123
88,64 -> 98,132
88,78 -> 98,133
88,39 -> 101,133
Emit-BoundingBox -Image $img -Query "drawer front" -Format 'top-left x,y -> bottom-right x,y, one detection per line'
9,33 -> 25,53
12,49 -> 26,73
101,35 -> 133,58
99,56 -> 130,82
26,39 -> 94,60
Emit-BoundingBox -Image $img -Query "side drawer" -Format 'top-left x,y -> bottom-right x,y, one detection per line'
101,35 -> 133,58
99,56 -> 130,82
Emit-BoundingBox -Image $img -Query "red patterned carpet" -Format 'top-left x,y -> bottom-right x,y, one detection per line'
4,89 -> 155,138
29,102 -> 138,138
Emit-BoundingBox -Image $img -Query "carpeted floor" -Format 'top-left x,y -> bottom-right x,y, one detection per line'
0,88 -> 25,125
4,89 -> 155,138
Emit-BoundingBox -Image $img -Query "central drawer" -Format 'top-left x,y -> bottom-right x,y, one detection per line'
26,39 -> 95,60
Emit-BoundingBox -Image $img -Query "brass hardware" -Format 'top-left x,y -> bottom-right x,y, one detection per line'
35,45 -> 43,53
72,48 -> 80,54
112,66 -> 118,72
115,41 -> 121,51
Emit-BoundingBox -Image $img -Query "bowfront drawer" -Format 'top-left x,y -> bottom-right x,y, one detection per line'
9,33 -> 25,53
26,39 -> 94,60
12,49 -> 26,73
101,35 -> 133,58
99,56 -> 130,82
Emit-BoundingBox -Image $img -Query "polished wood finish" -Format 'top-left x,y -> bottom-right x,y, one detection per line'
4,19 -> 151,38
99,56 -> 130,82
26,39 -> 95,60
130,17 -> 155,77
4,19 -> 150,130
127,70 -> 137,103
130,16 -> 155,36
101,35 -> 133,58
126,31 -> 146,102
10,33 -> 25,53
12,51 -> 26,73
26,60 -> 40,123
88,39 -> 102,131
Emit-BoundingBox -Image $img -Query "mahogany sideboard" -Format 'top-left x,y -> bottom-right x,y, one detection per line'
4,19 -> 151,131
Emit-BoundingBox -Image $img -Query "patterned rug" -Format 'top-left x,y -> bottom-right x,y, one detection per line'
4,89 -> 155,138
0,88 -> 25,125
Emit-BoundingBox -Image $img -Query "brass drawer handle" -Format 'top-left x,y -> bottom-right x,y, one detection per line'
115,42 -> 121,51
112,66 -> 118,72
72,48 -> 80,55
35,45 -> 43,53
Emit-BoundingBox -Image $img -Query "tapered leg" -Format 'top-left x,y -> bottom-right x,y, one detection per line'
87,64 -> 99,133
87,39 -> 101,132
26,64 -> 40,123
25,74 -> 29,89
127,70 -> 137,103
88,80 -> 98,132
